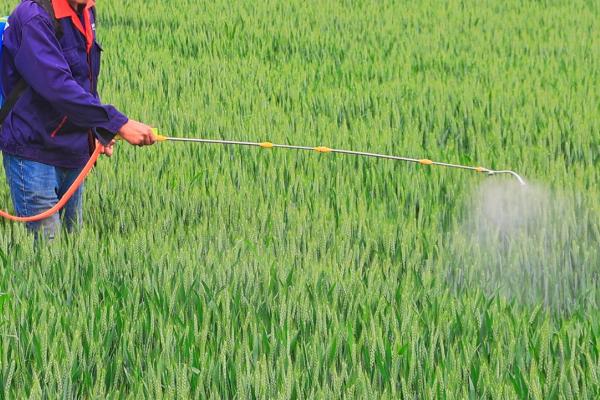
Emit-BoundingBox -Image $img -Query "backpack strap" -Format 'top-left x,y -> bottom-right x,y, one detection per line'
0,80 -> 27,123
0,0 -> 63,124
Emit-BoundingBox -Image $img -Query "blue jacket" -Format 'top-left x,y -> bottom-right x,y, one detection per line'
0,0 -> 128,168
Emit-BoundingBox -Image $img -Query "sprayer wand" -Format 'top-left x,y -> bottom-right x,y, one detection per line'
150,132 -> 527,186
0,131 -> 526,223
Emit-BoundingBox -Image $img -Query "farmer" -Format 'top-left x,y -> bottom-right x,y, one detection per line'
0,0 -> 156,240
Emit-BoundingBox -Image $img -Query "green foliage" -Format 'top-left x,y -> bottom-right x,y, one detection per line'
0,0 -> 599,398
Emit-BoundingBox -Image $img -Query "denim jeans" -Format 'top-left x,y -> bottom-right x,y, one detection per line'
2,152 -> 84,240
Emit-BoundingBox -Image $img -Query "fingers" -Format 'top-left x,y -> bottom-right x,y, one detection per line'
101,144 -> 114,157
137,134 -> 151,146
149,130 -> 157,145
105,140 -> 116,156
96,139 -> 115,157
143,128 -> 155,146
138,128 -> 156,146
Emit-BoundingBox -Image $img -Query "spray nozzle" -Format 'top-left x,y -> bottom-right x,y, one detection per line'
486,170 -> 527,186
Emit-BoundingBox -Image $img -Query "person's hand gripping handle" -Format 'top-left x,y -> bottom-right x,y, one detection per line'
118,120 -> 167,146
116,121 -> 168,146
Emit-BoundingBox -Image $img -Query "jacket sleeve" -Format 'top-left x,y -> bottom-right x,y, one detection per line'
14,15 -> 128,144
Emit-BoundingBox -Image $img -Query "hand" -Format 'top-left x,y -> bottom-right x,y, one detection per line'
99,139 -> 116,157
117,119 -> 156,146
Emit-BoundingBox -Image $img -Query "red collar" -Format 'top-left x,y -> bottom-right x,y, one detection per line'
51,0 -> 96,53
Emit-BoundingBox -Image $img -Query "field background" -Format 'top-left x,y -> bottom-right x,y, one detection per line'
0,0 -> 599,398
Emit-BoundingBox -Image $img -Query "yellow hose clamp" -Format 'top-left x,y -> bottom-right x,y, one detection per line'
315,146 -> 332,153
419,159 -> 433,165
260,142 -> 274,149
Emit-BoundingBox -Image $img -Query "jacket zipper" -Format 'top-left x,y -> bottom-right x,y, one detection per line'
50,116 -> 68,137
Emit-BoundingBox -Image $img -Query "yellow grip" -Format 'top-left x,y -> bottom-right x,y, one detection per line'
260,142 -> 274,149
419,159 -> 433,165
475,167 -> 486,173
315,146 -> 332,153
151,128 -> 168,142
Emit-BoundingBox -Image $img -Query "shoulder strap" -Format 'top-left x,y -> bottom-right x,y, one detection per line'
0,0 -> 63,124
0,80 -> 27,123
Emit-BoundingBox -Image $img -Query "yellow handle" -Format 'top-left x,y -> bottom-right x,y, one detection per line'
151,128 -> 169,142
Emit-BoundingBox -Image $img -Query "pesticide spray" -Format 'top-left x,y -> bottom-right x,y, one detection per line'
449,178 -> 599,314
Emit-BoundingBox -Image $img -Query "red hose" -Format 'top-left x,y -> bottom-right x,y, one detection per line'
0,144 -> 103,222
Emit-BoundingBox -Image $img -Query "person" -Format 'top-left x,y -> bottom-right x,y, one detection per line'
0,0 -> 155,240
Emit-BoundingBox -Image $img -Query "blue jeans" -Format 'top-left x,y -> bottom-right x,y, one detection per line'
2,153 -> 84,240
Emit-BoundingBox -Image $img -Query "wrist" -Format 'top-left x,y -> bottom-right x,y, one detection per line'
117,118 -> 130,135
